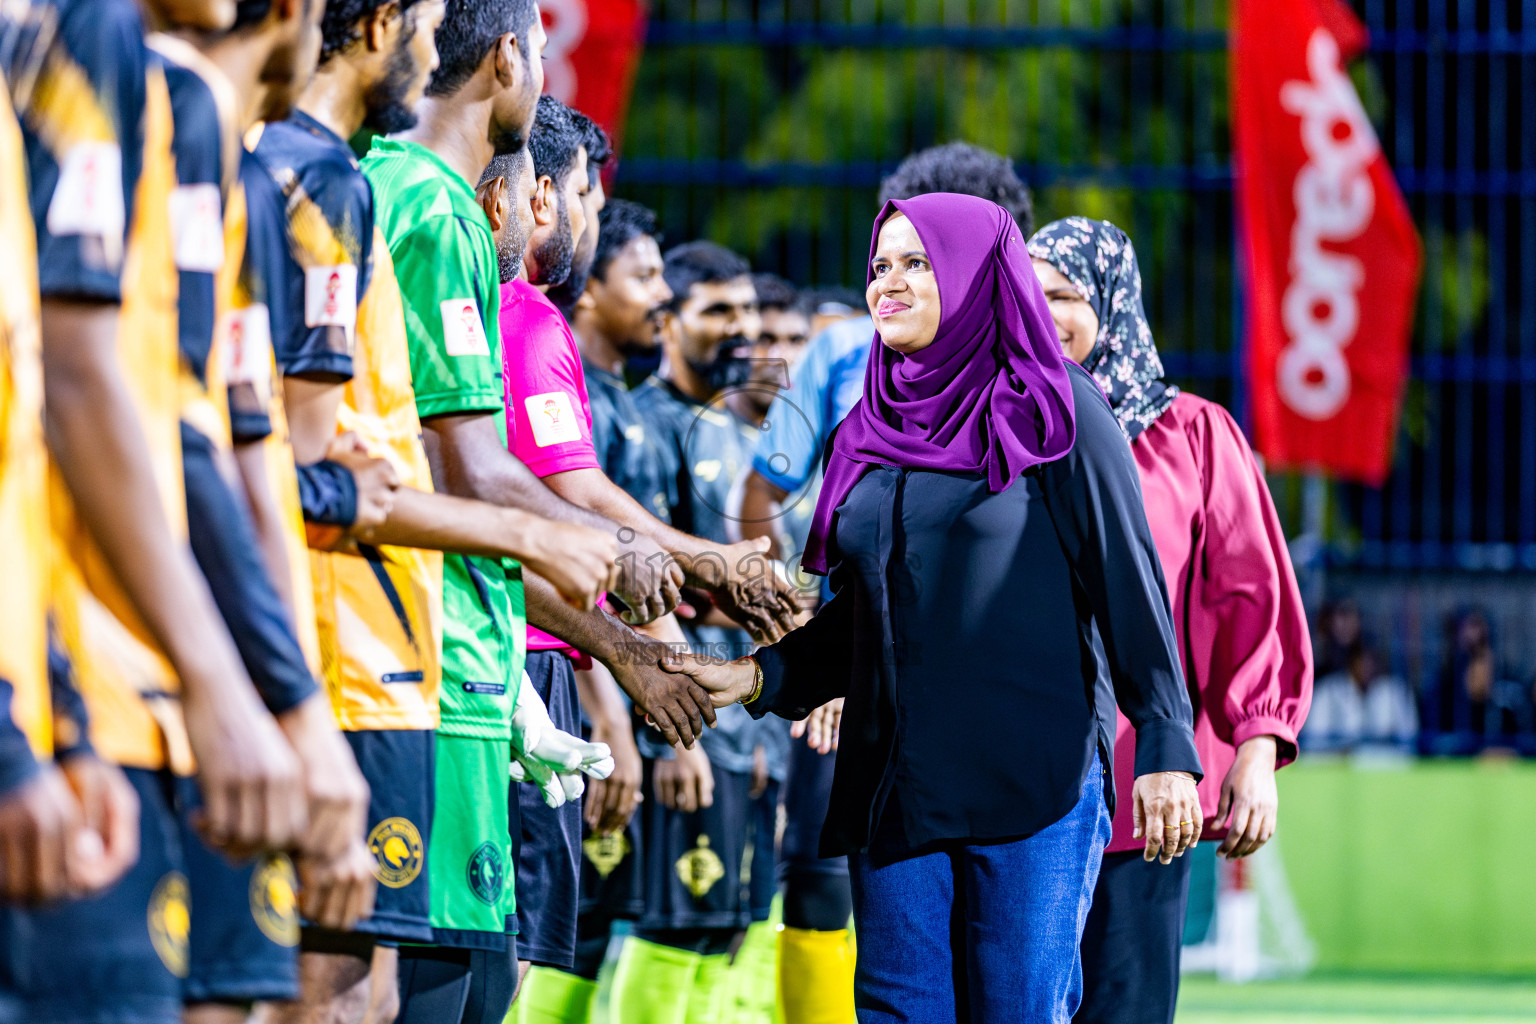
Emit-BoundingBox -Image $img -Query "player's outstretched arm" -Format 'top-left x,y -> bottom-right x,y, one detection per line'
422,410 -> 680,623
522,573 -> 716,750
360,486 -> 616,612
41,301 -> 305,856
542,467 -> 799,641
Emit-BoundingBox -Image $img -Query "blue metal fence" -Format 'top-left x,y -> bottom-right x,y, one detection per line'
613,0 -> 1536,578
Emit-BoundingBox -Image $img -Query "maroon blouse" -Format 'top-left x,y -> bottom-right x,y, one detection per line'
1106,393 -> 1314,852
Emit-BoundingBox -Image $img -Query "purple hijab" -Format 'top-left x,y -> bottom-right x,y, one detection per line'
803,193 -> 1078,574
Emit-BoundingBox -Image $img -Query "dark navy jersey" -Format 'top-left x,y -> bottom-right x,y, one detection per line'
631,375 -> 753,546
155,40 -> 228,383
582,358 -> 672,526
251,109 -> 372,382
5,0 -> 147,302
226,148 -> 301,443
630,375 -> 761,772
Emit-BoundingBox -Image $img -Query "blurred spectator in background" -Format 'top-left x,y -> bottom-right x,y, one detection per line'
800,286 -> 866,337
1313,599 -> 1364,680
1422,608 -> 1535,756
1303,637 -> 1418,754
726,273 -> 812,427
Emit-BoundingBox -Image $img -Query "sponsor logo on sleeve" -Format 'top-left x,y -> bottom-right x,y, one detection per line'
220,303 -> 273,386
168,182 -> 225,273
304,264 -> 358,332
441,298 -> 489,356
525,390 -> 582,447
47,143 -> 126,246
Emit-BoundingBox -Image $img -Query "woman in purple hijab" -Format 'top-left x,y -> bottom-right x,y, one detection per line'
677,195 -> 1202,1022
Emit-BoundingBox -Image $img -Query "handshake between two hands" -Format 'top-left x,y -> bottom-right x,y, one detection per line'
651,653 -> 844,753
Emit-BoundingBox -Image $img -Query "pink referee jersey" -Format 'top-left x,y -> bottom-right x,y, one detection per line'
500,277 -> 602,655
1107,392 -> 1314,853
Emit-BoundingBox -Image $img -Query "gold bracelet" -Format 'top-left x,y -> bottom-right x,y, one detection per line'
737,657 -> 764,706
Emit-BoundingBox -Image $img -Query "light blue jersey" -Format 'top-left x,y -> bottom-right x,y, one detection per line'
750,315 -> 873,502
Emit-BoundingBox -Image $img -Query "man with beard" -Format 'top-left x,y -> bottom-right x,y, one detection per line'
572,201 -> 675,522
359,4 -> 724,1019
610,242 -> 769,1023
0,1 -> 313,1023
254,4 -> 621,1023
524,200 -> 678,1024
484,96 -> 602,990
155,1 -> 392,1019
478,98 -> 802,1012
544,108 -> 611,319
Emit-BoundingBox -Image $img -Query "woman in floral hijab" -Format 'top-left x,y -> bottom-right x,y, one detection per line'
1026,216 -> 1178,439
1031,217 -> 1315,1024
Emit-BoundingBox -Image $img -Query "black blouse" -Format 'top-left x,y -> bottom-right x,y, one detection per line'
751,364 -> 1202,858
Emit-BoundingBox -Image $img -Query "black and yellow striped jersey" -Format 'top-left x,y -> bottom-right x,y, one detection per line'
15,0 -> 191,772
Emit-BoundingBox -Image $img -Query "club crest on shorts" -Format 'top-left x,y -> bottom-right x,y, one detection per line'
467,841 -> 506,906
676,834 -> 725,899
583,831 -> 631,879
250,855 -> 301,947
369,816 -> 425,888
148,871 -> 191,978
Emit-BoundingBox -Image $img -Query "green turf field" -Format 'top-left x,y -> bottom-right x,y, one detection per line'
1175,975 -> 1536,1023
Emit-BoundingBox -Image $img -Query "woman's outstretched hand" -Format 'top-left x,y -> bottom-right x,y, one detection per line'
664,654 -> 759,708
790,699 -> 843,753
1131,771 -> 1202,865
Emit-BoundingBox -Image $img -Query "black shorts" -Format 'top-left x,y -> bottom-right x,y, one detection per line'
637,760 -> 753,934
576,810 -> 645,922
780,739 -> 848,882
344,728 -> 435,944
747,779 -> 781,923
0,768 -> 182,1024
174,776 -> 300,1003
512,650 -> 583,967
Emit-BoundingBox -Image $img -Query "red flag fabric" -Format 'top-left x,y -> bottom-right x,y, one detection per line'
540,0 -> 647,168
1231,0 -> 1421,485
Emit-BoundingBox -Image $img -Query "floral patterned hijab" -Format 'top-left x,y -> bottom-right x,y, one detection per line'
1026,217 -> 1178,441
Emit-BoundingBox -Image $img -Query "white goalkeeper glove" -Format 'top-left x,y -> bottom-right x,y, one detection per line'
509,670 -> 614,808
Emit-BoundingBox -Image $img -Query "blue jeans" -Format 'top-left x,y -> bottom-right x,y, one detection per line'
849,757 -> 1112,1023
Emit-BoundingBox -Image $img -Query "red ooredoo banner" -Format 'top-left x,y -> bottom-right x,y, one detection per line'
1231,0 -> 1421,485
540,0 -> 647,168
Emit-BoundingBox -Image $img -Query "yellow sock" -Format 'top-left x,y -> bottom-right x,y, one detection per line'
685,952 -> 731,1024
721,921 -> 779,1023
777,927 -> 856,1024
611,938 -> 700,1024
510,965 -> 597,1024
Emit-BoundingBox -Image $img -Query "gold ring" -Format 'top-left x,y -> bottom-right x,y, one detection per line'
1180,821 -> 1191,826
1163,825 -> 1178,830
